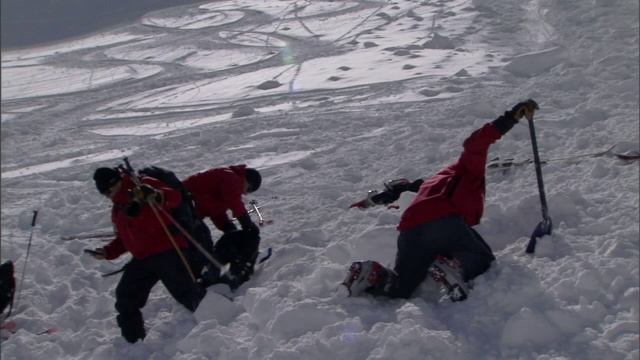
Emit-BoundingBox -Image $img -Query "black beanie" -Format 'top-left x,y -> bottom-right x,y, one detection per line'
93,167 -> 121,194
245,168 -> 262,193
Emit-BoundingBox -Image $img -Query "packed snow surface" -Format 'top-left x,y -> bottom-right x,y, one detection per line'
1,0 -> 638,359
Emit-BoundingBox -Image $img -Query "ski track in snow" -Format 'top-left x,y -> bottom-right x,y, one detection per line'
1,0 -> 638,359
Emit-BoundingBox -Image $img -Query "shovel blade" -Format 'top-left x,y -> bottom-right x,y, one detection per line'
525,217 -> 553,254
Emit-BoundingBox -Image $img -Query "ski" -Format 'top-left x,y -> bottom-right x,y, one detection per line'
68,199 -> 275,241
257,247 -> 273,264
60,232 -> 114,241
36,326 -> 58,335
487,145 -> 638,173
1,321 -> 16,331
614,151 -> 640,160
1,321 -> 57,340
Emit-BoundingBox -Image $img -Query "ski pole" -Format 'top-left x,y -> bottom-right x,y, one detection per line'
148,202 -> 196,282
525,116 -> 553,253
152,204 -> 229,273
14,210 -> 38,316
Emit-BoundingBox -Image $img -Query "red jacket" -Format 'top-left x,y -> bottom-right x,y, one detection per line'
182,165 -> 248,231
398,122 -> 503,231
103,172 -> 187,260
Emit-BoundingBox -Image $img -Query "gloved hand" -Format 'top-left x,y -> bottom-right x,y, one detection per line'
350,179 -> 422,210
126,201 -> 142,217
222,221 -> 238,234
129,184 -> 162,203
237,214 -> 260,234
510,99 -> 539,121
84,248 -> 106,260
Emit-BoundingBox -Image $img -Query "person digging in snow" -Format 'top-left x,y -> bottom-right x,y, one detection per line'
89,167 -> 205,343
182,165 -> 263,290
343,100 -> 539,302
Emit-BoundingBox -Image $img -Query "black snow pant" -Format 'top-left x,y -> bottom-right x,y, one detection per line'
369,215 -> 495,299
213,230 -> 260,267
114,249 -> 205,343
188,220 -> 214,277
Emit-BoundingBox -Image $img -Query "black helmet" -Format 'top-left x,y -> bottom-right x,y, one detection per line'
245,168 -> 262,193
93,167 -> 120,195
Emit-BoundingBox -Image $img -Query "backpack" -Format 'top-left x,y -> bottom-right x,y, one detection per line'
137,166 -> 214,269
0,261 -> 16,316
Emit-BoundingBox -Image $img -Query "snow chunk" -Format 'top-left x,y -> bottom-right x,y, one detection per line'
503,46 -> 565,77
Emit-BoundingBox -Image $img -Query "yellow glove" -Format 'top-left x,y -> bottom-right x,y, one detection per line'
129,184 -> 162,203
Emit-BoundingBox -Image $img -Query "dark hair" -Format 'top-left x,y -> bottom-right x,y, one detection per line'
93,167 -> 120,194
245,168 -> 262,193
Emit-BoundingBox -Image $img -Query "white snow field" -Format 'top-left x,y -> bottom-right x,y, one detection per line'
1,0 -> 638,359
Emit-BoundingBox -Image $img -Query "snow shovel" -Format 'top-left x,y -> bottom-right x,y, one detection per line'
525,115 -> 552,253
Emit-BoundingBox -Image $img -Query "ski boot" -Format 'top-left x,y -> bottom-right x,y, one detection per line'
342,260 -> 390,297
427,256 -> 469,302
223,251 -> 259,291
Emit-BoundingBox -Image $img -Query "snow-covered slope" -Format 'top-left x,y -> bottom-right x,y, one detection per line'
1,0 -> 638,359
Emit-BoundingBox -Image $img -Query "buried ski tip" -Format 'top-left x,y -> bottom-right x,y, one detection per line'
1,321 -> 16,331
1,321 -> 58,339
36,326 -> 58,335
614,150 -> 640,161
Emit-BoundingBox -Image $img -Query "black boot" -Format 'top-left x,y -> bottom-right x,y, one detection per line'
199,265 -> 223,289
225,251 -> 259,291
116,312 -> 146,344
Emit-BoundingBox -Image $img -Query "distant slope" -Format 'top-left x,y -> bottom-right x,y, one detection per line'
0,0 -> 209,49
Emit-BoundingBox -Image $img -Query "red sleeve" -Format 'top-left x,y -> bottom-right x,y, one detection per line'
211,213 -> 231,230
221,174 -> 248,219
457,122 -> 502,178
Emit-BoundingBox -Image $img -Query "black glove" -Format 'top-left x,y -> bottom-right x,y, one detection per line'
129,184 -> 163,203
125,201 -> 142,217
493,99 -> 539,135
83,248 -> 106,259
510,99 -> 539,121
222,221 -> 238,234
237,214 -> 260,234
371,179 -> 424,205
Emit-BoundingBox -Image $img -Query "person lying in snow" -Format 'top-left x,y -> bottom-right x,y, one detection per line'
89,167 -> 205,344
343,99 -> 539,302
182,165 -> 263,290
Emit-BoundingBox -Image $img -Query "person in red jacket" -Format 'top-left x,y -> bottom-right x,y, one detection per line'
182,165 -> 261,235
88,167 -> 204,344
182,165 -> 262,289
342,100 -> 539,301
